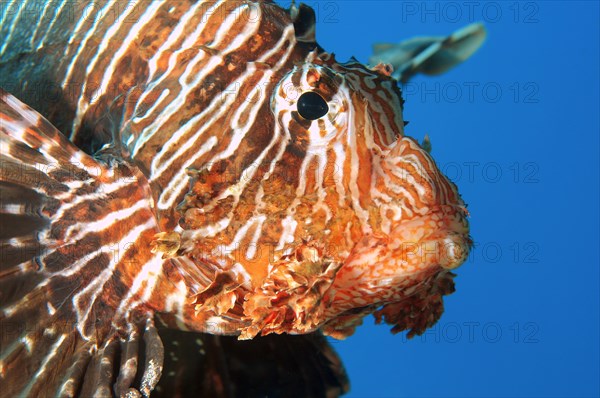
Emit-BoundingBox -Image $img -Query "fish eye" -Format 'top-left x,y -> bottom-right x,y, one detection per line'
297,91 -> 329,120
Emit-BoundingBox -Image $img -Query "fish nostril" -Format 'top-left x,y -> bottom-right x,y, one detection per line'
297,91 -> 329,120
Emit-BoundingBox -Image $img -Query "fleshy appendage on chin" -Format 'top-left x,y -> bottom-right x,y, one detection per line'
240,240 -> 344,340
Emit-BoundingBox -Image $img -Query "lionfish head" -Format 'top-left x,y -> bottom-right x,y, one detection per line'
235,52 -> 471,339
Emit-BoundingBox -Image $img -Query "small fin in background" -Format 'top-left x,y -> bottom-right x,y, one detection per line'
420,22 -> 488,75
369,22 -> 487,83
0,89 -> 164,397
370,37 -> 443,79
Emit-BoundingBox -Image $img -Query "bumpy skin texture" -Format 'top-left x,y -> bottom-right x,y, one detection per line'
0,1 -> 471,396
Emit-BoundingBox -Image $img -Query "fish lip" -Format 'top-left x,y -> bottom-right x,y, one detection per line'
386,204 -> 471,271
333,204 -> 470,286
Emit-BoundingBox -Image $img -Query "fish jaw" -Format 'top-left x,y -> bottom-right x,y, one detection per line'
323,205 -> 471,319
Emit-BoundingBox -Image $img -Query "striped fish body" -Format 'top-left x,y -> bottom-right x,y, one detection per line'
1,1 -> 472,396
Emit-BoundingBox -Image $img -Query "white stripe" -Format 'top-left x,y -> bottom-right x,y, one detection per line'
276,215 -> 298,251
216,215 -> 265,260
29,0 -> 53,49
333,141 -> 348,206
72,219 -> 156,340
0,338 -> 23,376
0,204 -> 22,214
0,0 -> 17,26
113,252 -> 164,321
91,1 -> 164,103
45,246 -> 105,280
131,88 -> 170,124
0,0 -> 24,56
164,281 -> 190,331
156,135 -> 218,210
345,86 -> 371,233
145,1 -> 205,82
52,177 -> 131,221
64,198 -> 150,241
19,334 -> 68,397
35,0 -> 69,51
61,0 -> 112,87
69,0 -> 139,137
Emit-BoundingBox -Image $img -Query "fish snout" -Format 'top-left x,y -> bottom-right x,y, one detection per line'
387,205 -> 471,272
380,135 -> 472,270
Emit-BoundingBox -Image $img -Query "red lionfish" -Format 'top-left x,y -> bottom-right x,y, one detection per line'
0,1 -> 473,396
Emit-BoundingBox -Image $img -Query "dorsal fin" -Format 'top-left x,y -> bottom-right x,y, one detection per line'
290,2 -> 317,43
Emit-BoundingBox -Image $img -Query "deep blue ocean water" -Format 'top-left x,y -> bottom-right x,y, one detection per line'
275,1 -> 600,397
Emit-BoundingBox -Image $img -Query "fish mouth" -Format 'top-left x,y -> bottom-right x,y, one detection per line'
319,205 -> 470,337
330,204 -> 471,298
387,204 -> 472,271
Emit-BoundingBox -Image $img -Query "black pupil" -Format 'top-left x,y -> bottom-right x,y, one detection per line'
297,91 -> 329,120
